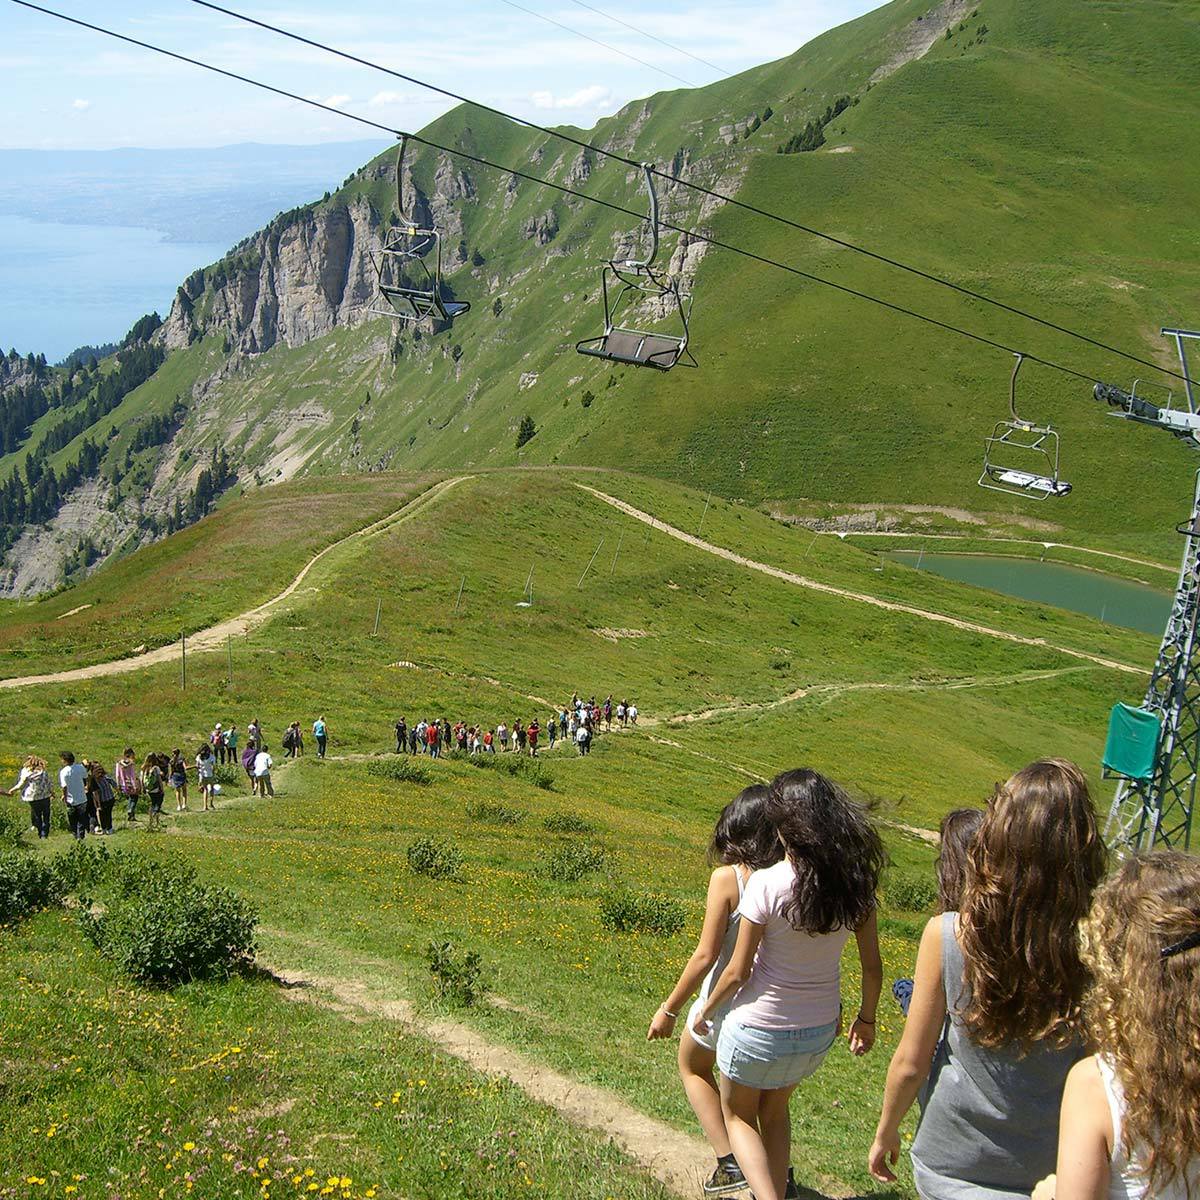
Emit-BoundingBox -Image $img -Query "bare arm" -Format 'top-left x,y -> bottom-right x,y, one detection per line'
868,915 -> 947,1182
849,909 -> 883,1056
648,866 -> 739,1039
694,914 -> 766,1032
1051,1058 -> 1112,1200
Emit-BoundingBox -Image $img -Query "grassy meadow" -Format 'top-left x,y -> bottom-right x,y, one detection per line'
0,468 -> 1155,1199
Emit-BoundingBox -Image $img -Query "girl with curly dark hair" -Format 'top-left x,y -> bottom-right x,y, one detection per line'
869,758 -> 1107,1200
693,768 -> 884,1200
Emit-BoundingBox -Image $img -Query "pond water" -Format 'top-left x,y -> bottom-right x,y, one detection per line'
888,551 -> 1172,635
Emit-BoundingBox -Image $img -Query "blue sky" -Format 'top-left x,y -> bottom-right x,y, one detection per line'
1,0 -> 877,149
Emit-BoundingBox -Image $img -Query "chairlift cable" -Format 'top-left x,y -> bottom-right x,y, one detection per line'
563,0 -> 729,77
494,0 -> 700,89
7,0 -> 1114,387
181,0 -> 1189,387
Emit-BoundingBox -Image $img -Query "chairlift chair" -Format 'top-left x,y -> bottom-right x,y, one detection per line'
368,135 -> 469,327
979,354 -> 1071,498
576,164 -> 696,371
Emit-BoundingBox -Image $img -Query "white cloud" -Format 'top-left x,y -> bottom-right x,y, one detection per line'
530,84 -> 613,110
322,94 -> 351,109
368,90 -> 405,108
71,98 -> 91,111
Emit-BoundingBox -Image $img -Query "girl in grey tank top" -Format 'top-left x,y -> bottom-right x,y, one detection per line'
910,914 -> 1083,1200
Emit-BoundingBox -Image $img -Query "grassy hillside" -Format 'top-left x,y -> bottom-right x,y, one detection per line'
0,467 -> 1158,1196
4,0 -> 1197,593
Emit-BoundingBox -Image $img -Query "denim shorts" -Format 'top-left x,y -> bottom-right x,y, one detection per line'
717,1017 -> 838,1089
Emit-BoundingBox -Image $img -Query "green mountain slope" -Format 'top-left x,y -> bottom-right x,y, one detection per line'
3,0 -> 1198,590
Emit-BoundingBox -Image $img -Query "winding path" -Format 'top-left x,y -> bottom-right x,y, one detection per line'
0,476 -> 467,691
576,485 -> 1146,678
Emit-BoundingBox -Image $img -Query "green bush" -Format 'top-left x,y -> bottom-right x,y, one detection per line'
425,939 -> 488,1006
213,764 -> 243,789
543,811 -> 597,834
599,890 -> 686,936
50,841 -> 112,895
465,801 -> 527,826
543,842 -> 608,883
883,871 -> 939,913
0,852 -> 61,926
83,856 -> 257,985
0,807 -> 27,848
367,758 -> 432,786
454,752 -> 554,791
406,836 -> 464,880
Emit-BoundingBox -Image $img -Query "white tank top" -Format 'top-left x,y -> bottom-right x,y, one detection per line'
1098,1056 -> 1199,1200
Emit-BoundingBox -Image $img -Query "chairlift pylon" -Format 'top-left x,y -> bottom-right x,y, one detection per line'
368,134 -> 469,326
978,353 -> 1071,499
576,163 -> 695,371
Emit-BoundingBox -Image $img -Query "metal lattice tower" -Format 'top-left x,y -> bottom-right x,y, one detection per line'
1106,469 -> 1200,851
1097,328 -> 1200,852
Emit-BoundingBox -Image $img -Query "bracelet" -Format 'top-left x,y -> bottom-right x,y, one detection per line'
856,1014 -> 876,1025
659,1005 -> 678,1019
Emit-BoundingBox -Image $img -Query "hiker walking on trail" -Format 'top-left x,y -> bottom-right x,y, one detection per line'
528,720 -> 539,757
212,723 -> 225,764
629,702 -> 639,726
59,751 -> 89,840
547,716 -> 557,749
142,753 -> 165,831
515,721 -> 527,754
617,700 -> 627,727
115,747 -> 141,824
496,721 -> 508,752
395,717 -> 408,754
648,786 -> 784,1197
484,728 -> 495,754
604,696 -> 613,730
241,739 -> 257,783
169,749 -> 189,812
86,760 -> 116,835
7,755 -> 53,840
694,769 -> 883,1200
426,720 -> 440,759
253,745 -> 274,797
283,724 -> 298,759
409,721 -> 420,755
196,743 -> 216,810
248,717 -> 261,747
575,723 -> 591,756
313,716 -> 328,759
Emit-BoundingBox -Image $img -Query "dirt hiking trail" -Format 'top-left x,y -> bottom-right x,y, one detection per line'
0,477 -> 467,691
577,485 -> 1144,678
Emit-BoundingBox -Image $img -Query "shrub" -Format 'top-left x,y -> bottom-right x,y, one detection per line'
543,811 -> 597,835
83,855 -> 257,985
466,802 -> 526,826
406,836 -> 464,880
367,758 -> 432,786
883,871 -> 939,913
425,939 -> 488,1006
544,843 -> 608,883
213,764 -> 243,789
515,414 -> 537,449
0,851 -> 60,926
50,841 -> 112,895
456,753 -> 553,790
0,807 -> 26,848
599,890 -> 686,936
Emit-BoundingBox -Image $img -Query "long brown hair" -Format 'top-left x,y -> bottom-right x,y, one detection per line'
936,808 -> 983,912
1081,852 -> 1200,1200
958,758 -> 1106,1050
766,768 -> 883,935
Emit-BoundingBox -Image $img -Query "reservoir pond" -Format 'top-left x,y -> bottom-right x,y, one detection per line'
888,551 -> 1171,636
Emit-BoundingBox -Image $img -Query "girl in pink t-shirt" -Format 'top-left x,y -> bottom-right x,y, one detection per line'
695,768 -> 884,1200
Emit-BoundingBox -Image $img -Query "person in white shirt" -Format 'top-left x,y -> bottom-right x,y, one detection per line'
58,751 -> 89,839
629,703 -> 639,725
196,743 -> 217,810
253,746 -> 274,797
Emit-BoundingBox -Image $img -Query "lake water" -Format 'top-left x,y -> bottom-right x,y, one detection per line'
0,213 -> 227,362
888,550 -> 1172,635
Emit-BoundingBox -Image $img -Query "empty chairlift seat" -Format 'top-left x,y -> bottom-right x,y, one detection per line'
1102,703 -> 1162,782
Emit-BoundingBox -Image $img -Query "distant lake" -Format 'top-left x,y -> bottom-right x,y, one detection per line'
0,213 -> 227,362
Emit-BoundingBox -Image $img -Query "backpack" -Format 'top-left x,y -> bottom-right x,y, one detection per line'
282,729 -> 295,749
29,769 -> 51,802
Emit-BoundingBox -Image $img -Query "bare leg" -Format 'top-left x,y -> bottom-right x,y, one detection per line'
720,1077 -> 796,1200
678,1032 -> 731,1157
758,1085 -> 796,1200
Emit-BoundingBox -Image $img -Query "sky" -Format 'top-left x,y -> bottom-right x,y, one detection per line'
1,0 -> 878,150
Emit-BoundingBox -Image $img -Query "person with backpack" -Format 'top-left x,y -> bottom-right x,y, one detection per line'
211,723 -> 225,764
7,755 -> 53,839
241,739 -> 257,784
282,724 -> 297,759
86,760 -> 117,835
395,717 -> 408,754
575,723 -> 591,756
142,753 -> 165,830
224,726 -> 238,766
59,751 -> 89,840
313,715 -> 328,759
115,746 -> 141,823
409,721 -> 420,755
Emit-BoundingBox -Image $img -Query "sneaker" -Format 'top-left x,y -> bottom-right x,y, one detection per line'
703,1162 -> 747,1195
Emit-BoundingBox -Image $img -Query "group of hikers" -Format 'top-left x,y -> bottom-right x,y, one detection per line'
652,759 -> 1198,1200
5,714 -> 332,835
393,693 -> 638,758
